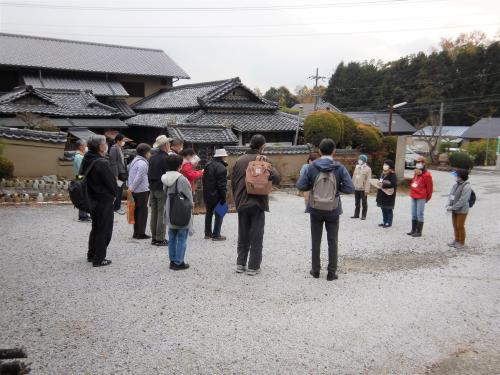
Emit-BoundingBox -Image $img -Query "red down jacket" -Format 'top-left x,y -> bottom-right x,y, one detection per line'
180,162 -> 204,192
410,169 -> 433,201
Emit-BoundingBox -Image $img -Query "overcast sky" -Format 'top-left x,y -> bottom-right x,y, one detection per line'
0,0 -> 499,92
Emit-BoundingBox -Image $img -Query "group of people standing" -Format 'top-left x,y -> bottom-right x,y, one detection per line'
75,132 -> 473,277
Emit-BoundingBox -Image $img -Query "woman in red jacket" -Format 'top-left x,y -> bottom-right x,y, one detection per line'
408,156 -> 433,237
180,148 -> 204,192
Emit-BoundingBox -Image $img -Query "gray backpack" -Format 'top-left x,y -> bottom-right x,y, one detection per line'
309,167 -> 339,211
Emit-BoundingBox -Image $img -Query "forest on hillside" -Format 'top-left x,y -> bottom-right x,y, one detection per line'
323,31 -> 500,127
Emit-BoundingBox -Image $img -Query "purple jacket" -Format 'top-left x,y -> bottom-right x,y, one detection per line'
128,156 -> 149,193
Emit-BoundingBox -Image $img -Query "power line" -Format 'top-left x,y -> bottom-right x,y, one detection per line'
3,23 -> 497,39
0,0 -> 444,12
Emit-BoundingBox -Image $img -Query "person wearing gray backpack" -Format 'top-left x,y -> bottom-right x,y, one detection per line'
296,138 -> 355,281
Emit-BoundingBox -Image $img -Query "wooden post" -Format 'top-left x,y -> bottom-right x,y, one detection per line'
395,135 -> 407,183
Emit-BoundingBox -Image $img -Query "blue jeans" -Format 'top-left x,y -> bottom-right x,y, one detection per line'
205,204 -> 224,237
168,228 -> 189,265
381,208 -> 393,226
411,198 -> 426,222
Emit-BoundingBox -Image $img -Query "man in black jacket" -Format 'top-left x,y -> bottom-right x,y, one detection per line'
202,148 -> 229,241
80,135 -> 117,267
148,135 -> 172,246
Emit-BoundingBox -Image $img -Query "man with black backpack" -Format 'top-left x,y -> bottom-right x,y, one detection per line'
297,138 -> 355,281
80,135 -> 117,267
231,134 -> 280,276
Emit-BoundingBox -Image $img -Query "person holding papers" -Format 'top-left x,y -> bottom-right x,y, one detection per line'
202,149 -> 229,241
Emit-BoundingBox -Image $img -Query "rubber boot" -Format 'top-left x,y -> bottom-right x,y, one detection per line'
412,221 -> 424,237
407,220 -> 417,236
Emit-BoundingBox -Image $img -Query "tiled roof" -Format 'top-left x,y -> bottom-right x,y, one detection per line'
132,79 -> 235,110
461,118 -> 500,139
50,118 -> 127,129
0,33 -> 189,78
292,100 -> 341,115
226,145 -> 312,155
344,111 -> 416,134
0,126 -> 67,143
108,99 -> 136,118
133,77 -> 277,111
23,73 -> 129,97
125,112 -> 192,128
168,125 -> 238,144
0,86 -> 120,117
183,110 -> 302,133
413,126 -> 469,137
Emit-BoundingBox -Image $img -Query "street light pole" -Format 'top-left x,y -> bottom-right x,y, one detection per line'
388,101 -> 408,136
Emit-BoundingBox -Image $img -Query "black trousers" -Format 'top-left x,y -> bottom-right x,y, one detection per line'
354,190 -> 368,218
114,183 -> 124,211
88,199 -> 114,263
133,191 -> 150,236
310,214 -> 339,274
205,203 -> 224,237
237,206 -> 265,270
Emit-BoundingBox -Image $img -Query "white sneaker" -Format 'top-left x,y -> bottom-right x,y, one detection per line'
116,208 -> 126,215
236,265 -> 246,273
246,268 -> 261,276
447,241 -> 457,247
455,243 -> 465,250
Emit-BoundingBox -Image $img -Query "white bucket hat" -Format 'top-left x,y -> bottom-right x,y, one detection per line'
214,149 -> 228,158
153,135 -> 172,149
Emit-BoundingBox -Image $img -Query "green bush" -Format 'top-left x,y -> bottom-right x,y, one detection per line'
352,123 -> 383,153
382,136 -> 397,160
332,113 -> 357,148
465,139 -> 496,166
439,141 -> 454,153
449,152 -> 474,170
0,139 -> 5,155
0,155 -> 14,179
304,110 -> 343,146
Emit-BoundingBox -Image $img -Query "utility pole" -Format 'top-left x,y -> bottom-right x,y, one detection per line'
388,102 -> 394,136
308,68 -> 326,112
436,102 -> 444,155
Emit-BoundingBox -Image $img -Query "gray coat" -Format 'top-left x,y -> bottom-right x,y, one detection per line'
161,172 -> 194,232
109,145 -> 126,178
448,181 -> 472,214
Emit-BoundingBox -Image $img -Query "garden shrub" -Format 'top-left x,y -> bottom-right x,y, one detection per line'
0,155 -> 14,179
382,136 -> 397,161
465,139 -> 496,166
304,110 -> 343,146
449,152 -> 474,170
439,141 -> 454,153
352,123 -> 383,153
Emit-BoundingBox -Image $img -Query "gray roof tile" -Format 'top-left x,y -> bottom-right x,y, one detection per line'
0,32 -> 189,78
344,111 -> 416,134
168,125 -> 238,144
0,126 -> 67,143
23,73 -> 129,97
125,112 -> 192,128
461,118 -> 500,139
226,145 -> 312,155
108,99 -> 136,118
0,86 -> 120,117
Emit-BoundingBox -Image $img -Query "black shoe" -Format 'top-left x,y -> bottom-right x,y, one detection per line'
93,259 -> 112,267
79,217 -> 91,222
170,262 -> 190,271
327,272 -> 338,281
135,234 -> 151,240
309,270 -> 320,278
204,235 -> 212,239
378,223 -> 385,227
87,257 -> 93,262
412,222 -> 424,237
152,239 -> 168,246
350,216 -> 359,219
212,235 -> 227,241
361,217 -> 366,220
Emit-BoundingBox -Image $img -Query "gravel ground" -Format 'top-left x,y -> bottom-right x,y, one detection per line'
1,170 -> 499,375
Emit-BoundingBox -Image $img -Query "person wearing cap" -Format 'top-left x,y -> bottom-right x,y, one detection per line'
351,154 -> 372,220
408,156 -> 433,237
148,135 -> 172,246
128,143 -> 152,240
376,159 -> 397,228
202,149 -> 229,241
446,168 -> 472,249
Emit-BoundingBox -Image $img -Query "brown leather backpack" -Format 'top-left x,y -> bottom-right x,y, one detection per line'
245,155 -> 273,195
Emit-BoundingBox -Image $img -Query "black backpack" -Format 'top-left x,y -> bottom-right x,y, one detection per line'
469,189 -> 476,208
69,159 -> 99,213
168,179 -> 192,227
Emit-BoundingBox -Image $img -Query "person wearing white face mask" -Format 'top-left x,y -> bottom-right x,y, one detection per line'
376,160 -> 397,228
408,156 -> 433,237
351,154 -> 371,220
446,169 -> 473,249
109,133 -> 128,215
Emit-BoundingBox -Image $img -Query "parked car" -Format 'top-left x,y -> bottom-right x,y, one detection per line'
405,148 -> 421,169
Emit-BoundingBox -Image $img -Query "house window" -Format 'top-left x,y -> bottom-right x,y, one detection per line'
121,82 -> 145,97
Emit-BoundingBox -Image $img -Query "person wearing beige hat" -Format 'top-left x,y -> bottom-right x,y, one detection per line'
148,135 -> 172,246
202,148 -> 229,241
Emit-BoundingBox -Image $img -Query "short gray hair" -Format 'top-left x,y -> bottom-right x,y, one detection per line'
76,139 -> 87,148
87,135 -> 106,152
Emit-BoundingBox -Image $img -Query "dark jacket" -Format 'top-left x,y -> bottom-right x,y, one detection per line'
296,156 -> 355,217
376,172 -> 397,209
231,150 -> 281,212
148,149 -> 169,191
202,157 -> 228,207
80,151 -> 117,202
108,144 -> 127,179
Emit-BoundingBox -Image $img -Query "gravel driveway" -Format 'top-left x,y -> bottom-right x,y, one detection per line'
1,170 -> 499,375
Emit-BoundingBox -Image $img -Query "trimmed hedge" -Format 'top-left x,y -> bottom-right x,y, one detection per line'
0,156 -> 14,179
304,110 -> 343,146
449,152 -> 474,170
352,123 -> 383,153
